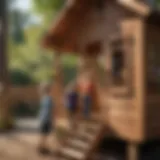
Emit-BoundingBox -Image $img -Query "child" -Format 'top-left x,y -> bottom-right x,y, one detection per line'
78,74 -> 93,120
38,82 -> 54,154
82,80 -> 92,120
65,82 -> 79,130
78,74 -> 93,132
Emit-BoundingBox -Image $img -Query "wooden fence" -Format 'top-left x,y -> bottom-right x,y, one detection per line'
9,85 -> 67,118
10,86 -> 40,105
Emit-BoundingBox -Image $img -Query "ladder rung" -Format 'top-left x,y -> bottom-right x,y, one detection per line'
61,147 -> 85,160
78,131 -> 95,141
68,139 -> 89,151
85,124 -> 101,132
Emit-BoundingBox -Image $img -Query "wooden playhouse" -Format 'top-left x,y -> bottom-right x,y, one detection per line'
42,0 -> 160,159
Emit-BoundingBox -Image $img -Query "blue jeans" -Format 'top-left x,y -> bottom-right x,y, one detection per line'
83,95 -> 91,119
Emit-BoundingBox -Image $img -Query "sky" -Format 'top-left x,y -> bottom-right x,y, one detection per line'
14,0 -> 42,25
15,0 -> 32,10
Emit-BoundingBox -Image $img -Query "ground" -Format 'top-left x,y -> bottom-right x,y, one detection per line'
1,119 -> 160,160
0,118 -> 56,160
0,118 -> 124,160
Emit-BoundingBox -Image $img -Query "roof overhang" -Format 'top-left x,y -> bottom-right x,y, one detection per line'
42,0 -> 153,53
42,0 -> 92,53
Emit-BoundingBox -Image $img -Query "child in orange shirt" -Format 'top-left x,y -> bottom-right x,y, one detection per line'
78,74 -> 93,120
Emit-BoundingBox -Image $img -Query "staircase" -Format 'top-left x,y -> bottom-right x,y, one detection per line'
55,118 -> 104,160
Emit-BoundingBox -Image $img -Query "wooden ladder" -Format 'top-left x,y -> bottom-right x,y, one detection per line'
54,118 -> 104,160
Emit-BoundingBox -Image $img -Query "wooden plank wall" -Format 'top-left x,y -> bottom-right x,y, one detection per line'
10,86 -> 39,104
107,97 -> 137,140
102,18 -> 145,142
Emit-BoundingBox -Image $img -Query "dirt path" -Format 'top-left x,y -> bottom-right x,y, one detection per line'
0,118 -> 57,160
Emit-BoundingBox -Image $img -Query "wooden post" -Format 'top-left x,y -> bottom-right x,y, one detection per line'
121,18 -> 145,141
134,19 -> 146,140
53,52 -> 68,120
127,143 -> 139,160
53,52 -> 68,151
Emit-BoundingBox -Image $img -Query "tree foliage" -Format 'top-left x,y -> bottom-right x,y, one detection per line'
33,0 -> 65,21
10,69 -> 34,85
11,10 -> 27,44
33,0 -> 65,12
8,0 -> 78,85
9,25 -> 54,83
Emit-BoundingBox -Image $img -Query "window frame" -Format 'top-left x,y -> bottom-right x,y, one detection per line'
108,37 -> 133,97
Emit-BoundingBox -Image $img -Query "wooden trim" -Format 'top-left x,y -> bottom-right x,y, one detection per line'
134,19 -> 146,140
108,37 -> 133,97
118,0 -> 151,16
118,18 -> 146,141
127,143 -> 139,160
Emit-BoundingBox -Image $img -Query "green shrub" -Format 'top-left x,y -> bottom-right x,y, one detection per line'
0,117 -> 14,131
10,69 -> 35,86
12,102 -> 39,117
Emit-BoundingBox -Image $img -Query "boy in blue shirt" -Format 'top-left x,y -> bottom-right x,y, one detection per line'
65,82 -> 79,130
38,83 -> 54,154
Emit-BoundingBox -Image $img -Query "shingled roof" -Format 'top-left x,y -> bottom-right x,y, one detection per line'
42,0 -> 93,52
42,0 -> 152,53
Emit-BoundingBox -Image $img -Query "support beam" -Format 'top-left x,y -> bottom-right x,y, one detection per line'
127,143 -> 139,160
53,52 -> 67,119
53,52 -> 69,152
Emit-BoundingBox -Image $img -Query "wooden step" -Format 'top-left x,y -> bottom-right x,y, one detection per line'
67,130 -> 95,142
87,118 -> 101,124
77,131 -> 95,141
61,147 -> 85,160
85,123 -> 102,132
53,156 -> 69,160
81,119 -> 101,125
56,120 -> 104,160
79,123 -> 101,133
68,139 -> 89,151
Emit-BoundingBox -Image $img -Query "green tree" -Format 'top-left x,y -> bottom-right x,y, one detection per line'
33,0 -> 65,22
11,10 -> 27,44
10,69 -> 34,85
32,0 -> 78,84
9,0 -> 78,85
33,0 -> 65,14
9,25 -> 54,83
